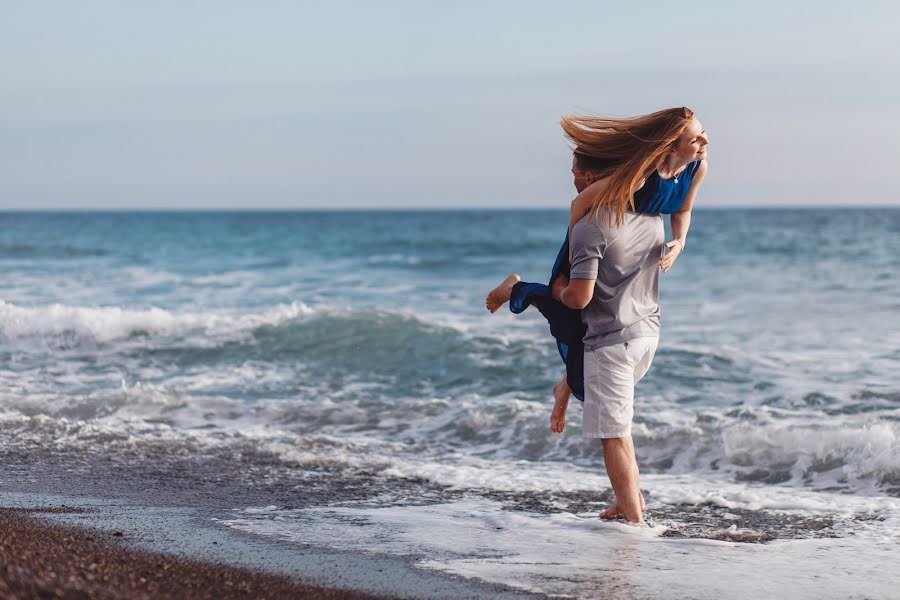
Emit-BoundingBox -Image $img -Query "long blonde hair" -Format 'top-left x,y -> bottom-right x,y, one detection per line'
561,107 -> 694,225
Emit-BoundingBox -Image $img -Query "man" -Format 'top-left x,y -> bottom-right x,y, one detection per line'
552,181 -> 663,524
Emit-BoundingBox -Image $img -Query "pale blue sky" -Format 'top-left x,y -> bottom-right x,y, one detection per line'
2,1 -> 899,208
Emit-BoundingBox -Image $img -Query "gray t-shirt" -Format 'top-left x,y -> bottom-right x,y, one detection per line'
569,209 -> 664,350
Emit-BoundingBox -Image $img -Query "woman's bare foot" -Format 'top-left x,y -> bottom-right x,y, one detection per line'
550,376 -> 570,433
599,494 -> 647,520
485,274 -> 521,313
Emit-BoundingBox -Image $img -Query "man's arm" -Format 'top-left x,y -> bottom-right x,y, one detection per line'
568,178 -> 609,262
563,210 -> 605,309
552,276 -> 595,310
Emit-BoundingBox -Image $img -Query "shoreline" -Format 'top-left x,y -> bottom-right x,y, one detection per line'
1,427 -> 892,599
0,434 -> 545,599
0,489 -> 543,600
0,437 -> 896,600
0,506 -> 384,600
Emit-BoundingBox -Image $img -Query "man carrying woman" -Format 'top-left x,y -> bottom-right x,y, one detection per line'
487,107 -> 709,524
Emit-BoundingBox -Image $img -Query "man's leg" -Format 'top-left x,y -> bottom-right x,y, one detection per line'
601,435 -> 642,523
583,337 -> 658,524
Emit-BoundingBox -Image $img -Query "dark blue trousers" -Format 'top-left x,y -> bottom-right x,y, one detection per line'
508,231 -> 586,401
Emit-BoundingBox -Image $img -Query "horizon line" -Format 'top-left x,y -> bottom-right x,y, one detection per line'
2,205 -> 899,213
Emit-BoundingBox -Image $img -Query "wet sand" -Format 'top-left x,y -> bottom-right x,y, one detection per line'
0,507 -> 386,600
0,423 -> 857,600
0,434 -> 544,600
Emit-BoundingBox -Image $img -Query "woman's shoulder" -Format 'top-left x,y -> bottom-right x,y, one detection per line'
688,159 -> 708,176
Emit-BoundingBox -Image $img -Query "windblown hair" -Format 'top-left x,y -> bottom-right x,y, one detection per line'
561,107 -> 694,225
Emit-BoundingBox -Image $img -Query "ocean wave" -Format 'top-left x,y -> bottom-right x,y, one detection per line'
1,381 -> 897,498
353,391 -> 900,496
365,253 -> 463,270
3,297 -> 896,496
623,417 -> 900,497
151,309 -> 556,394
0,243 -> 108,259
0,299 -> 313,349
266,386 -> 900,496
718,422 -> 899,492
0,300 -> 558,396
365,236 -> 555,260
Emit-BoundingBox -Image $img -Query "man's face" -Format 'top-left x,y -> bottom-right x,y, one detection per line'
571,157 -> 595,193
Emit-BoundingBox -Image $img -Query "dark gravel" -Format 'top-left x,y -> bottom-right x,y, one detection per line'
0,507 -> 390,600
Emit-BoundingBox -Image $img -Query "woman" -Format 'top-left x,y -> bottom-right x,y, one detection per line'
486,106 -> 708,435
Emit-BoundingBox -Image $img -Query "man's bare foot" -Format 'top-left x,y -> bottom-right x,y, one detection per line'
550,377 -> 570,433
599,494 -> 647,520
599,504 -> 623,520
485,274 -> 521,313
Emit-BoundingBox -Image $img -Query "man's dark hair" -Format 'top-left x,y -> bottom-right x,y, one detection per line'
573,151 -> 617,173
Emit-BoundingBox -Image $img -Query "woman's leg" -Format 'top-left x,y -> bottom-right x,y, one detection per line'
487,274 -> 585,432
551,372 -> 570,433
566,340 -> 586,402
488,230 -> 570,316
485,274 -> 521,313
486,232 -> 585,432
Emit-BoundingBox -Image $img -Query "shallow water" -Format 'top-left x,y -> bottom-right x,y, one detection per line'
1,209 -> 898,598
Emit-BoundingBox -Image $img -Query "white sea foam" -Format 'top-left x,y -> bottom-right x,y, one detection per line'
0,299 -> 313,348
189,272 -> 258,286
721,422 -> 899,491
222,497 -> 900,600
366,253 -> 422,266
380,451 -> 900,515
3,382 -> 897,523
116,265 -> 185,287
0,297 -> 518,353
1,355 -> 896,500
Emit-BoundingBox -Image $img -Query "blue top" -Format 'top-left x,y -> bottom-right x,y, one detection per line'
632,160 -> 702,214
549,159 -> 702,280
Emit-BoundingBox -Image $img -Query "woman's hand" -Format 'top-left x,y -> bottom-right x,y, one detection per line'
551,274 -> 569,301
660,239 -> 683,272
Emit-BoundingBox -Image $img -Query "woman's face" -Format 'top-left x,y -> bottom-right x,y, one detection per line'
672,118 -> 708,163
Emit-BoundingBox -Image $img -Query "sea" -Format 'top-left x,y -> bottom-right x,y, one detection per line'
1,209 -> 898,599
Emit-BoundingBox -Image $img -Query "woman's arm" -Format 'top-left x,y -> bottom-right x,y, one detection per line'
661,160 -> 707,272
670,209 -> 692,249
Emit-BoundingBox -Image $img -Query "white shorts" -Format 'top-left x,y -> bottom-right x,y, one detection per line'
582,336 -> 659,439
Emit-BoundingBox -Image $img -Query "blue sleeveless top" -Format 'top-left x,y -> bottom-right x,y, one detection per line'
549,159 -> 703,287
633,160 -> 701,214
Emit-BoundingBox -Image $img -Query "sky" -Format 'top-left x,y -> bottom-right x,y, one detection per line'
1,1 -> 899,209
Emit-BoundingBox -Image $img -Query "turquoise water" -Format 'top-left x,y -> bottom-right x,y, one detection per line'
1,209 -> 898,492
1,209 -> 899,597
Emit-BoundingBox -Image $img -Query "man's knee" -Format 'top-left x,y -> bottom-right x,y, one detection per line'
601,435 -> 631,449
